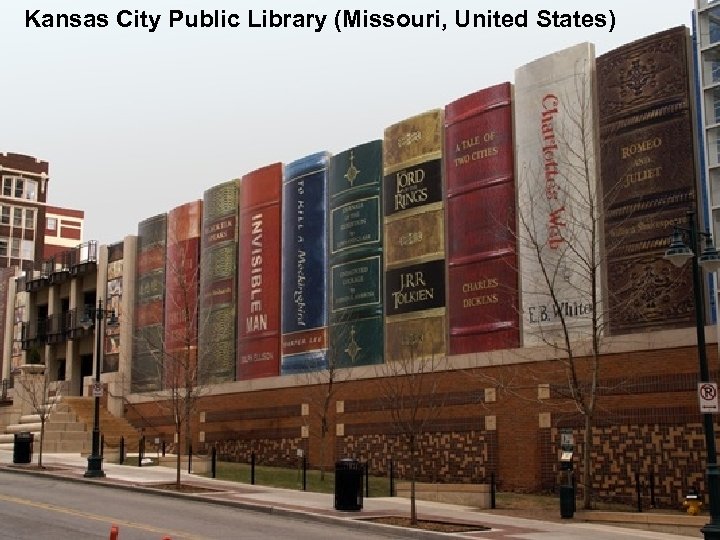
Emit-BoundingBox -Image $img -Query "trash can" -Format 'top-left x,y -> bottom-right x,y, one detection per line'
559,485 -> 575,519
334,458 -> 363,511
13,432 -> 33,464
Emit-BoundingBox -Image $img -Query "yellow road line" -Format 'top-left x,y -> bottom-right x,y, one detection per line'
0,492 -> 209,539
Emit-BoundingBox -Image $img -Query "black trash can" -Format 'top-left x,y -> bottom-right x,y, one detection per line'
559,485 -> 575,519
13,432 -> 33,464
334,459 -> 363,511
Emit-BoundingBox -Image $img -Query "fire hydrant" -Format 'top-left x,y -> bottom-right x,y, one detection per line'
683,489 -> 703,516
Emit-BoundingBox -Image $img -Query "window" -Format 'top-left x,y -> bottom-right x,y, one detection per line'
24,180 -> 37,201
0,207 -> 9,225
713,61 -> 720,84
20,240 -> 33,260
0,177 -> 38,201
0,239 -> 7,257
47,217 -> 57,230
13,208 -> 22,227
25,209 -> 34,230
14,179 -> 23,199
711,7 -> 720,44
10,238 -> 19,258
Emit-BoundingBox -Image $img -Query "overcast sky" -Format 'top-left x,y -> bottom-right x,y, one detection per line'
0,0 -> 695,244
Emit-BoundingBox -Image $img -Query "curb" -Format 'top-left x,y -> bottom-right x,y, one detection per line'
0,465 -> 472,540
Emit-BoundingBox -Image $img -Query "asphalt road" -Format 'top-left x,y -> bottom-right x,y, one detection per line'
0,471 -> 408,539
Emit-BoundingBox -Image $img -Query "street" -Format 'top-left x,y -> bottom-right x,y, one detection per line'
0,471 -> 407,539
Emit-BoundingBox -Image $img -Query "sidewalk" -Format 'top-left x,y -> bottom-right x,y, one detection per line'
0,450 -> 704,540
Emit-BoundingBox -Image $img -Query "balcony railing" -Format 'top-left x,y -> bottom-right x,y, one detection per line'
69,240 -> 98,277
46,312 -> 70,344
66,307 -> 93,341
21,319 -> 47,350
26,241 -> 99,291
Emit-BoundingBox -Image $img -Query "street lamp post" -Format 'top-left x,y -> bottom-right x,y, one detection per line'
665,211 -> 720,539
82,299 -> 115,478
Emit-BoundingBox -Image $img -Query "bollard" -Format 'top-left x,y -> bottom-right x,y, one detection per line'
211,446 -> 217,479
572,473 -> 577,513
119,436 -> 125,465
302,455 -> 307,491
188,444 -> 193,474
251,452 -> 256,485
109,524 -> 119,540
162,440 -> 166,457
138,436 -> 145,467
650,472 -> 656,509
365,461 -> 370,497
389,458 -> 395,497
491,473 -> 496,509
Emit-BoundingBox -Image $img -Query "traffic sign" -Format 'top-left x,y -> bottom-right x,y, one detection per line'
92,382 -> 103,398
698,382 -> 719,413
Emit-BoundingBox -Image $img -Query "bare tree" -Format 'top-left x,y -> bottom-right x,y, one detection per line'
13,360 -> 54,469
516,58 -> 606,510
375,333 -> 446,525
159,212 -> 206,487
298,322 -> 356,481
133,207 -> 210,487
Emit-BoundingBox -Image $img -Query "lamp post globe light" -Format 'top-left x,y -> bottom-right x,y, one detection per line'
664,211 -> 720,539
81,299 -> 117,478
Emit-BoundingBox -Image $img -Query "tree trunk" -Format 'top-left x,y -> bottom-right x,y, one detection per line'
319,432 -> 326,482
38,418 -> 45,469
176,424 -> 182,487
582,414 -> 593,509
410,437 -> 417,525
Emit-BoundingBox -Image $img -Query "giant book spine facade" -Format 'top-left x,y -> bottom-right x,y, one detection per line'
514,43 -> 600,346
281,152 -> 330,374
132,214 -> 167,392
383,110 -> 446,362
598,27 -> 699,333
237,163 -> 283,379
329,140 -> 384,368
199,180 -> 239,383
445,83 -> 520,354
164,201 -> 202,387
104,242 -> 124,373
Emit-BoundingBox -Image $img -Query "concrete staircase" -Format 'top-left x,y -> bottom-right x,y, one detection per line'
0,394 -> 63,451
0,396 -> 140,454
61,397 -> 140,453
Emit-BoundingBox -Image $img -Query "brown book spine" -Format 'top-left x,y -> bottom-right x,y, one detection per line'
598,27 -> 698,334
383,110 -> 446,362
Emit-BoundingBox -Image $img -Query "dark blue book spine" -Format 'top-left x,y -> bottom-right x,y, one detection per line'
281,152 -> 330,374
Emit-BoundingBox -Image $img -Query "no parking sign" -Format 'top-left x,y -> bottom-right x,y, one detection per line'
698,382 -> 719,413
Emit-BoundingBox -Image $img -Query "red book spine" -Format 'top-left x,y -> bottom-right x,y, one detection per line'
164,201 -> 202,386
445,82 -> 520,354
237,163 -> 282,379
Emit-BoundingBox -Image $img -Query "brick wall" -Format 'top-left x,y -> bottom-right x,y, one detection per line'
125,343 -> 718,506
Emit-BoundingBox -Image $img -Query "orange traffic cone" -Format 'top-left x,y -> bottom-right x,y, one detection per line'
109,524 -> 119,540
